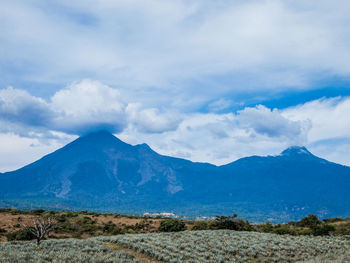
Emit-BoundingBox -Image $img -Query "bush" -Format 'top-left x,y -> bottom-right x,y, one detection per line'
31,209 -> 46,215
0,228 -> 6,235
192,221 -> 209,230
6,228 -> 36,241
210,214 -> 252,231
297,214 -> 321,228
312,224 -> 335,236
102,221 -> 123,235
158,219 -> 186,232
272,224 -> 296,235
259,221 -> 273,233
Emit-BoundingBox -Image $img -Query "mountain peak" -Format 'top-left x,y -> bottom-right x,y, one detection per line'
281,146 -> 312,156
72,130 -> 129,148
82,130 -> 115,138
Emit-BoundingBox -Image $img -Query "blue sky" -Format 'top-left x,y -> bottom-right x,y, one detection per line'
1,0 -> 350,171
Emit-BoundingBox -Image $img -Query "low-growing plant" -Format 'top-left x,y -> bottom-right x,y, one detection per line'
158,219 -> 186,232
6,228 -> 36,241
297,214 -> 322,228
312,224 -> 335,236
210,214 -> 252,231
191,221 -> 209,230
102,221 -> 123,235
0,227 -> 7,235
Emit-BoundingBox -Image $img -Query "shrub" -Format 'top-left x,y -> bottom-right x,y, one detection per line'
297,214 -> 321,228
102,221 -> 123,235
0,228 -> 6,235
192,221 -> 209,230
31,209 -> 46,215
312,224 -> 335,236
272,224 -> 295,235
158,219 -> 186,232
259,221 -> 273,233
6,228 -> 36,241
210,214 -> 252,231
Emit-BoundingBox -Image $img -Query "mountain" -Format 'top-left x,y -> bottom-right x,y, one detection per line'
1,131 -> 350,222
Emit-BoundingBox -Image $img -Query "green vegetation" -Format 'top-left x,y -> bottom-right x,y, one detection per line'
191,221 -> 210,230
199,214 -> 338,237
210,214 -> 253,231
5,228 -> 35,242
1,208 -> 350,243
158,219 -> 186,232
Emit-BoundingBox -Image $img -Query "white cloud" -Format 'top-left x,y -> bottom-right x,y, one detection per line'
282,97 -> 350,143
50,79 -> 127,134
0,87 -> 53,127
126,104 -> 182,133
281,96 -> 350,165
1,0 -> 350,108
238,105 -> 310,144
0,80 -> 182,137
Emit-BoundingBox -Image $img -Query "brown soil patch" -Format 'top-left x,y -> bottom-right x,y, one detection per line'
0,213 -> 38,232
86,214 -> 162,228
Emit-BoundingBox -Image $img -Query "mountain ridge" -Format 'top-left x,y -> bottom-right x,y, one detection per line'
0,131 -> 349,222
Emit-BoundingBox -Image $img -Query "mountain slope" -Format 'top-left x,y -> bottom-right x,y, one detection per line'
0,131 -> 349,222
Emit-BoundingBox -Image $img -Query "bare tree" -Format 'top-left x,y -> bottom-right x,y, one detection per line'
25,218 -> 56,245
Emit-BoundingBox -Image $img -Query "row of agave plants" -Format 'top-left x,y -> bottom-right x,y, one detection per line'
0,238 -> 144,263
1,230 -> 349,262
98,230 -> 350,262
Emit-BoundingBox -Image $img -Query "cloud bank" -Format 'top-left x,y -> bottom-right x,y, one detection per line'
1,0 -> 350,109
0,80 -> 182,137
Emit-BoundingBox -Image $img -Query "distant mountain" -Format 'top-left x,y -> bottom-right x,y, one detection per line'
1,131 -> 350,222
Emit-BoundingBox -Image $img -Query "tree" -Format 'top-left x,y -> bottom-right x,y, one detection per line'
297,214 -> 321,228
25,218 -> 56,245
211,214 -> 252,231
158,219 -> 186,232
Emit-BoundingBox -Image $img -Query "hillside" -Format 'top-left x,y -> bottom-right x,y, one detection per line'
0,131 -> 350,222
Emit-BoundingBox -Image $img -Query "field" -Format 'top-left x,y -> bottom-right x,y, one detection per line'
1,209 -> 350,262
1,230 -> 350,262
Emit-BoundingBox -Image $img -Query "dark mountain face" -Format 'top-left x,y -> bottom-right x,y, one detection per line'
1,131 -> 350,222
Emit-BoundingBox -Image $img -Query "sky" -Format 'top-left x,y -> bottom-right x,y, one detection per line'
1,0 -> 350,171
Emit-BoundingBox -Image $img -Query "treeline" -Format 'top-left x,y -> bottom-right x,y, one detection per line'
148,214 -> 350,236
